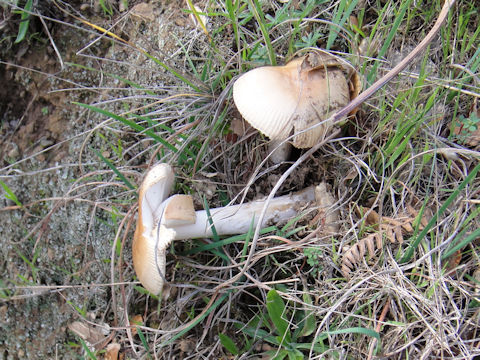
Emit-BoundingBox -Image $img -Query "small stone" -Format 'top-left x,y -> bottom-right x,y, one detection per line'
7,143 -> 19,159
131,3 -> 155,22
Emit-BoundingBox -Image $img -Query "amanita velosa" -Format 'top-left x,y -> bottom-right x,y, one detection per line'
233,50 -> 359,162
133,163 -> 338,294
132,50 -> 351,294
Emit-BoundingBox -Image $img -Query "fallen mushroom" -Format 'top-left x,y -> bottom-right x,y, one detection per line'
233,50 -> 357,162
133,164 -> 338,294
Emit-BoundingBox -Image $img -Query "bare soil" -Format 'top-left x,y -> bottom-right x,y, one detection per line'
0,2 -> 199,358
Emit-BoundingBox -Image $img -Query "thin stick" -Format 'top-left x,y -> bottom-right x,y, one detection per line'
331,0 -> 457,122
367,299 -> 390,360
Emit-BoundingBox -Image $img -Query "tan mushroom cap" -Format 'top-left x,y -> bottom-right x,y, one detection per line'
233,51 -> 351,148
132,163 -> 175,294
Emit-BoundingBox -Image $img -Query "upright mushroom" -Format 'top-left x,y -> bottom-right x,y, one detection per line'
233,50 -> 356,162
133,164 -> 339,294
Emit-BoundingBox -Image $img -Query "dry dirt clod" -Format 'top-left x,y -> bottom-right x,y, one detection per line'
130,2 -> 156,22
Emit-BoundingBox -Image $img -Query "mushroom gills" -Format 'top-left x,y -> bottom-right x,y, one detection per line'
232,50 -> 353,157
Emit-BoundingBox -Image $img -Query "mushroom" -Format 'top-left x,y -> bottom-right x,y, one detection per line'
233,50 -> 356,162
133,164 -> 338,294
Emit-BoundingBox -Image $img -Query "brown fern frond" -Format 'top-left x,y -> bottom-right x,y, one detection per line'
341,206 -> 429,278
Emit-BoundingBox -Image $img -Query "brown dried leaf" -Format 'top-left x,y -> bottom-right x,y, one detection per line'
342,264 -> 352,277
179,339 -> 195,354
357,206 -> 380,227
343,203 -> 432,278
350,243 -> 360,259
130,315 -> 143,337
357,240 -> 366,258
394,226 -> 404,244
406,204 -> 430,229
374,233 -> 383,249
444,250 -> 462,273
383,216 -> 403,227
68,321 -> 108,350
104,343 -> 121,360
386,226 -> 395,243
365,235 -> 375,257
230,117 -> 250,137
344,251 -> 355,268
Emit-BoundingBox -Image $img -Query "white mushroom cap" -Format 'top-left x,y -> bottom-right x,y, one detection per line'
132,163 -> 175,294
233,51 -> 350,148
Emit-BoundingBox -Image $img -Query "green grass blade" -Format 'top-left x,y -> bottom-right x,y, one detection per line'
200,197 -> 230,262
322,326 -> 380,340
203,196 -> 220,242
181,226 -> 277,256
161,292 -> 230,347
226,0 -> 241,57
400,161 -> 480,263
14,0 -> 33,44
219,333 -> 239,355
367,0 -> 413,84
326,0 -> 359,50
297,292 -> 315,338
93,149 -> 135,190
248,0 -> 276,65
75,337 -> 97,359
74,102 -> 192,166
66,62 -> 157,96
442,227 -> 480,261
142,52 -> 203,92
0,179 -> 22,207
267,289 -> 292,344
136,327 -> 151,358
241,325 -> 279,345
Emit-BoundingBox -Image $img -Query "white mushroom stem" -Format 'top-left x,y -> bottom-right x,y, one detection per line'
268,139 -> 292,163
159,185 -> 320,240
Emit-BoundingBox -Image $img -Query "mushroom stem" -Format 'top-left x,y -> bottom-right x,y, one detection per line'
268,139 -> 292,163
162,185 -> 318,240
